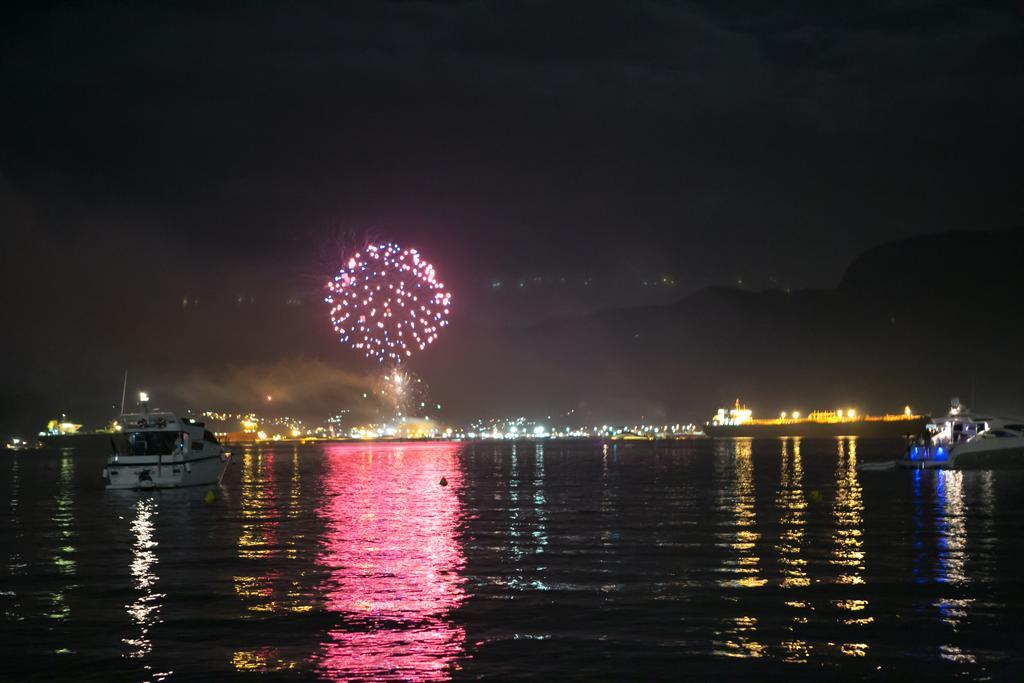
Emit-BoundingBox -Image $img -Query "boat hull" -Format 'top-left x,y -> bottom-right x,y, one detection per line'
952,445 -> 1024,469
103,452 -> 229,489
896,441 -> 1024,470
704,418 -> 928,438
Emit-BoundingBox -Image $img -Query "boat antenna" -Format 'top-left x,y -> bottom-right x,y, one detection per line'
119,370 -> 128,416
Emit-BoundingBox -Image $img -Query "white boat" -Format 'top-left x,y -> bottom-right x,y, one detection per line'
901,398 -> 1024,469
103,411 -> 230,489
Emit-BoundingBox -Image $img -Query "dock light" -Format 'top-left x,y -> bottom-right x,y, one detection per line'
139,391 -> 149,403
781,412 -> 787,419
904,405 -> 912,416
792,411 -> 800,419
847,409 -> 856,418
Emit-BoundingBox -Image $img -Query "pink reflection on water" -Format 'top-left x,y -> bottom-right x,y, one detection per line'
315,442 -> 467,681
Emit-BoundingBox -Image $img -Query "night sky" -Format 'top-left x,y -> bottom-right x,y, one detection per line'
2,2 -> 1023,432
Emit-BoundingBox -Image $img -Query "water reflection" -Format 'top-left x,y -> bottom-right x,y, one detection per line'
934,470 -> 975,665
1,454 -> 26,623
532,444 -> 549,557
911,469 -> 927,583
831,438 -> 870,656
714,439 -> 765,590
509,444 -> 522,564
8,454 -> 25,577
288,448 -> 302,519
775,438 -> 808,589
974,471 -> 996,583
47,452 -> 76,622
0,439 -> 1013,677
123,497 -> 167,679
236,448 -> 279,563
713,439 -> 766,659
233,447 -> 311,672
594,443 -> 622,599
831,438 -> 866,587
505,444 -> 549,592
315,442 -> 466,680
774,438 -> 810,663
935,470 -> 969,587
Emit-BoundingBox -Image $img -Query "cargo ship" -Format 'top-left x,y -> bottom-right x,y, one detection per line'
703,400 -> 928,438
37,416 -> 121,449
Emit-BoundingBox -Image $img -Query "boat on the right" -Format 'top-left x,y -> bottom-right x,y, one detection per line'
899,398 -> 1024,469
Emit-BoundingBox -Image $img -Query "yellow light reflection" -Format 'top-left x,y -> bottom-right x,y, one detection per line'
780,638 -> 810,664
774,438 -> 812,661
233,445 -> 313,664
831,438 -> 866,585
712,440 -> 766,660
831,438 -> 872,655
716,440 -> 766,589
775,438 -> 809,589
232,647 -> 299,673
714,616 -> 767,659
939,644 -> 977,664
840,642 -> 868,657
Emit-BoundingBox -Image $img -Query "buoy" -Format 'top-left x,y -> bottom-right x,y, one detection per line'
439,477 -> 448,487
204,489 -> 216,503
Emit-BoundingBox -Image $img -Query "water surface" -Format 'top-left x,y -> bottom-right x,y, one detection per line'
1,438 -> 1022,679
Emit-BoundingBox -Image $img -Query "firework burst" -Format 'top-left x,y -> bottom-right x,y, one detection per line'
376,368 -> 426,416
324,242 -> 452,363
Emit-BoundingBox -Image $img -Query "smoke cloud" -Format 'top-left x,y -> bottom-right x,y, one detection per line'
169,357 -> 377,421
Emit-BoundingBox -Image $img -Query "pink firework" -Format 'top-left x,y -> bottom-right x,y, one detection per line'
324,243 -> 452,363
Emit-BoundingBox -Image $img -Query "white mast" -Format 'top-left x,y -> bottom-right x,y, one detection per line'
119,370 -> 128,416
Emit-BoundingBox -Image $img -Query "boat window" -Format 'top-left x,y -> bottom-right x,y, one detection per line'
126,431 -> 181,455
110,434 -> 130,456
204,430 -> 219,444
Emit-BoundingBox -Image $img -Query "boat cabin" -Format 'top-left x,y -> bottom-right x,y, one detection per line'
111,412 -> 219,457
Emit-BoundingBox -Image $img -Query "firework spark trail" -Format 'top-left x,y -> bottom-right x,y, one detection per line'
325,243 -> 451,363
